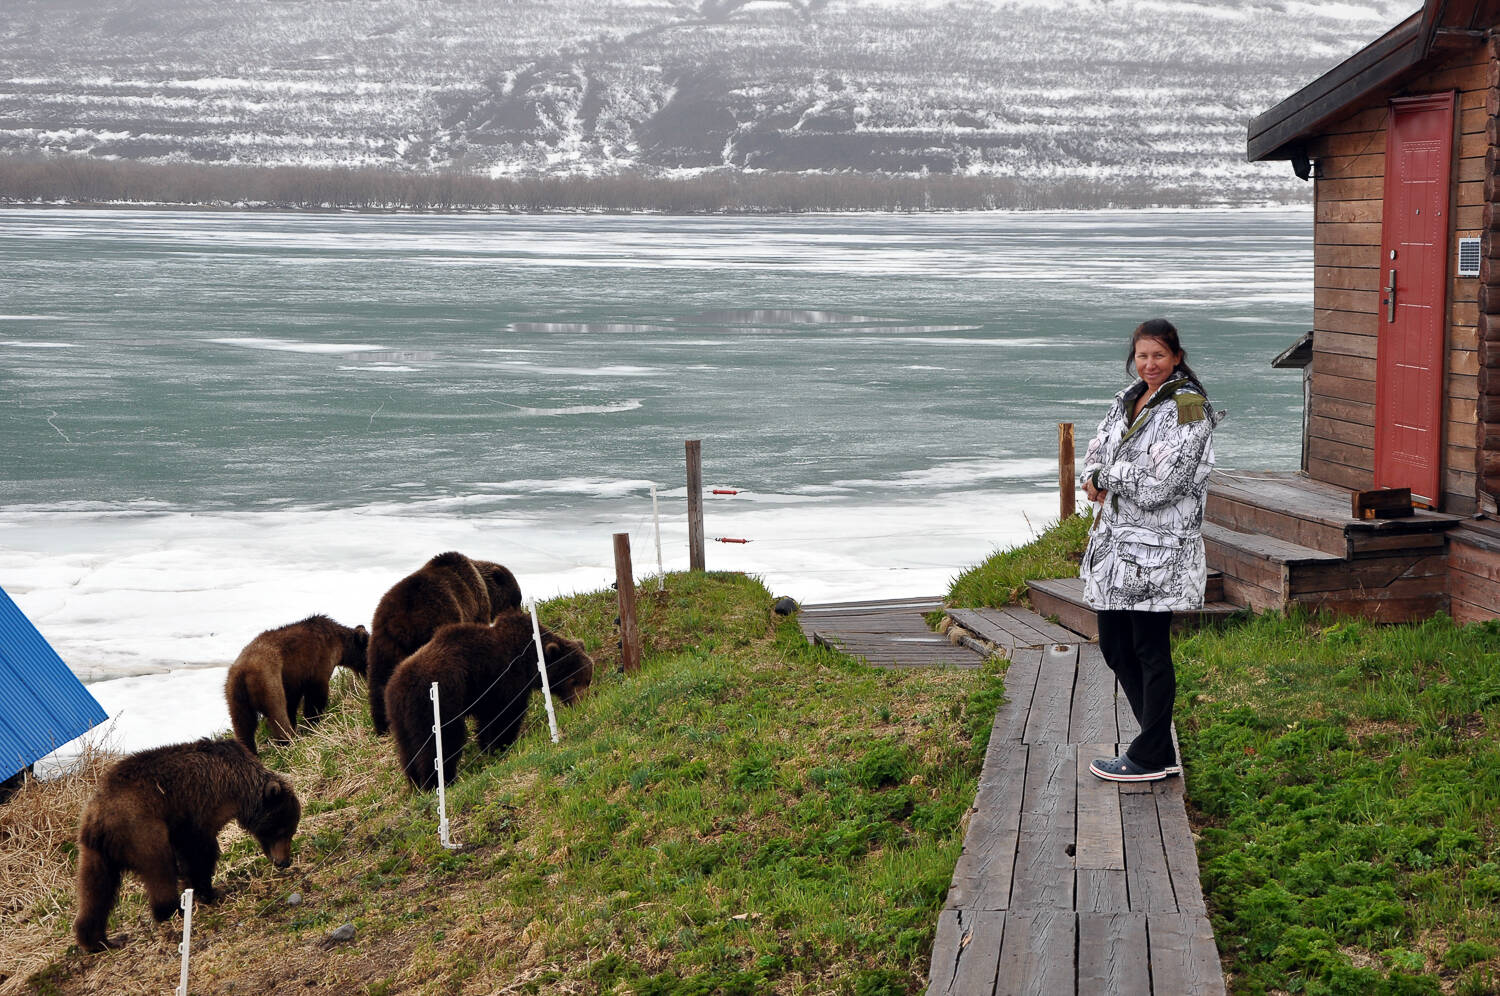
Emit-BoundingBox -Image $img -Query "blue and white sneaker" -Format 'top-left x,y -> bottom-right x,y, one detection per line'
1090,754 -> 1171,782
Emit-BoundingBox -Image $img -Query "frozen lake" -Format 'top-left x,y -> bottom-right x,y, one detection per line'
0,206 -> 1312,764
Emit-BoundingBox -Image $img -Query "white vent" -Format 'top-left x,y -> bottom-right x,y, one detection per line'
1458,237 -> 1481,277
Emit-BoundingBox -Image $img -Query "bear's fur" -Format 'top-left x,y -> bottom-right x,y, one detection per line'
385,609 -> 593,790
225,614 -> 369,754
73,738 -> 301,952
366,552 -> 522,735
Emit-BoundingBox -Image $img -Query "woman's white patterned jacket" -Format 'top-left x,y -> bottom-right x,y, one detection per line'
1078,371 -> 1223,612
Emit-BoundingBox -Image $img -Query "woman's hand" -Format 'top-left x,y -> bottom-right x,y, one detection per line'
1084,479 -> 1106,503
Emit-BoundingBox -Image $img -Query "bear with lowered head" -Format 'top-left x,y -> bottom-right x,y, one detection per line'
366,552 -> 522,735
226,614 -> 369,754
385,608 -> 593,791
74,738 -> 300,952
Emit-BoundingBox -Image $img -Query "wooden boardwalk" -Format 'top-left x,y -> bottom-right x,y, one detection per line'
799,596 -> 979,667
930,640 -> 1225,995
797,595 -> 1226,994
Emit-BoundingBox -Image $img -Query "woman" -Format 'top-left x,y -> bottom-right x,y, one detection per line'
1079,318 -> 1221,782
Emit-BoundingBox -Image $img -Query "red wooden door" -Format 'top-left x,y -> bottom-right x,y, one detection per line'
1375,92 -> 1455,506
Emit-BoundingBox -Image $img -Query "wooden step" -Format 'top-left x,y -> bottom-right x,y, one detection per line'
1208,470 -> 1461,559
1205,520 -> 1449,622
1025,576 -> 1247,641
1202,520 -> 1339,613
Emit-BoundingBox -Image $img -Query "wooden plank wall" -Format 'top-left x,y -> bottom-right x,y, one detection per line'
1305,41 -> 1488,513
1482,36 -> 1500,512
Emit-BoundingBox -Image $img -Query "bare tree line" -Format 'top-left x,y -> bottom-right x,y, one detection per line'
0,156 -> 1251,213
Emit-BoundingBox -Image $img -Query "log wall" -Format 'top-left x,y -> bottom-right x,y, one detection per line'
1482,36 -> 1500,514
1306,41 -> 1489,513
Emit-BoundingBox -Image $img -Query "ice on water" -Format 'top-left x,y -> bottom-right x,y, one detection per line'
0,207 -> 1312,772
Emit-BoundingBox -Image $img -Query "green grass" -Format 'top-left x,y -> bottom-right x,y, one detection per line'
29,571 -> 1003,995
941,512 -> 1500,994
945,511 -> 1093,608
1177,611 -> 1500,995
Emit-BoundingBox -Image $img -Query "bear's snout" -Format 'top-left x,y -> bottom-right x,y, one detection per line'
265,838 -> 294,868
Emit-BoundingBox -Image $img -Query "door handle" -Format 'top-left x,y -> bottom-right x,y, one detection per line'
1385,268 -> 1397,322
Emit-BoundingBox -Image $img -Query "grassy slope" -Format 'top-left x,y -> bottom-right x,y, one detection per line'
9,572 -> 1003,996
947,514 -> 1500,995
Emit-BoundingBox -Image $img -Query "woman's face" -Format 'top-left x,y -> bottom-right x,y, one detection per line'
1134,336 -> 1181,392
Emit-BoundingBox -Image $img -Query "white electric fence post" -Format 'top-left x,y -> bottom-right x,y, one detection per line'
429,683 -> 459,850
527,599 -> 561,743
175,888 -> 194,996
651,483 -> 665,591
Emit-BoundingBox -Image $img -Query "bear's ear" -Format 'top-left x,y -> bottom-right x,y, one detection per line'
264,779 -> 286,802
543,639 -> 562,660
355,625 -> 369,637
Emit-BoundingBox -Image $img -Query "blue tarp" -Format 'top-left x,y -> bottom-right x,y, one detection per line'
0,584 -> 107,780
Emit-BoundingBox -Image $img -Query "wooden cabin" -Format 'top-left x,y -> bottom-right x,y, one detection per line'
1217,0 -> 1500,623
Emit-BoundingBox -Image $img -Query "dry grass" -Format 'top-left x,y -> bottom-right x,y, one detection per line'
0,743 -> 113,995
7,574 -> 996,994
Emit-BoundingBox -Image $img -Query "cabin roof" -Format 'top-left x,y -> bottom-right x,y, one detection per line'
0,585 -> 106,780
1247,0 -> 1500,163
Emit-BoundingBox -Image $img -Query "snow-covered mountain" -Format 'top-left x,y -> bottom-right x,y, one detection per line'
0,0 -> 1416,201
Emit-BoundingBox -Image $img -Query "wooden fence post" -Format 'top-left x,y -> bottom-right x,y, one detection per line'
1059,422 -> 1076,519
686,439 -> 705,571
614,533 -> 642,673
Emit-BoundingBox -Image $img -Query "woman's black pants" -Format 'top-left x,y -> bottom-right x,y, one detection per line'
1095,609 -> 1176,770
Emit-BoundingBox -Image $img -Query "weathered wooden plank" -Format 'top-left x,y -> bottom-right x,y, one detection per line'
1309,395 -> 1375,428
1020,742 -> 1076,835
1154,784 -> 1208,917
1010,827 -> 1075,912
1078,912 -> 1151,996
1316,348 -> 1376,379
947,743 -> 1026,912
1077,868 -> 1130,914
1075,743 -> 1126,873
1022,644 -> 1077,745
991,648 -> 1042,744
997,605 -> 1078,644
1316,151 -> 1384,180
994,910 -> 1076,996
1314,220 -> 1381,246
1315,306 -> 1379,337
1310,369 -> 1377,404
927,908 -> 1003,996
1010,744 -> 1076,912
1306,454 -> 1373,492
1069,644 -> 1118,745
1314,241 -> 1380,269
1290,553 -> 1447,595
1146,913 -> 1227,996
801,597 -> 944,613
1308,413 -> 1375,448
1308,434 -> 1373,474
1316,287 -> 1380,317
947,606 -> 1067,652
1313,175 -> 1382,202
1120,791 -> 1176,913
1315,198 -> 1381,225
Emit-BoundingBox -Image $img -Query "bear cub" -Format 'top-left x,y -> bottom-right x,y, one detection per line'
366,551 -> 521,735
385,608 -> 593,790
226,614 -> 369,754
74,738 -> 301,952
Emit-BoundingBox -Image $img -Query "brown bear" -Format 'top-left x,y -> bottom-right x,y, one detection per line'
225,614 -> 369,754
73,738 -> 301,952
385,608 -> 593,791
366,552 -> 522,735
